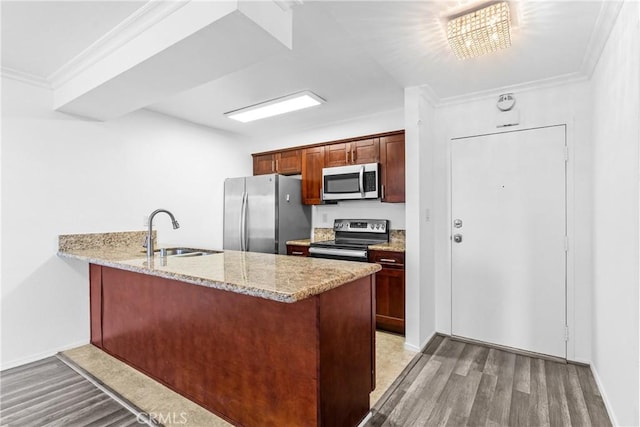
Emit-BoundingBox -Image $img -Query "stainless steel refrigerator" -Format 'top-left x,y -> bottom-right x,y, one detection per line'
223,174 -> 311,254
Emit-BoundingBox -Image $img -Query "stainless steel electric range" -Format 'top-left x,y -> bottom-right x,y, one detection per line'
309,219 -> 389,262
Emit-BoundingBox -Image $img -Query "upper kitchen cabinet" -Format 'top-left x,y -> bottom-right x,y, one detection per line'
380,132 -> 405,203
252,149 -> 302,176
301,146 -> 325,205
324,138 -> 380,167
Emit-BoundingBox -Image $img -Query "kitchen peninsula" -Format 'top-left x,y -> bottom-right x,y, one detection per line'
58,231 -> 381,426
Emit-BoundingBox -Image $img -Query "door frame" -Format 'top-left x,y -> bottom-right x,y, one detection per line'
445,123 -> 578,361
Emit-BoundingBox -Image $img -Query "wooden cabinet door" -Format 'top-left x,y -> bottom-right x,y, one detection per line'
324,143 -> 350,167
380,133 -> 405,202
301,146 -> 325,205
253,153 -> 275,175
375,268 -> 405,334
369,250 -> 405,334
351,138 -> 379,165
286,245 -> 309,256
276,150 -> 302,175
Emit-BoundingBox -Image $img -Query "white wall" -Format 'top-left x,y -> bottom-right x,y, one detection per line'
404,87 -> 437,351
417,81 -> 593,362
1,77 -> 252,369
590,1 -> 640,425
246,107 -> 406,232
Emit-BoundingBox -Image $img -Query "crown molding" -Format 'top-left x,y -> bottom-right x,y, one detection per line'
419,83 -> 440,108
48,0 -> 189,89
433,71 -> 588,107
0,67 -> 52,89
579,0 -> 623,79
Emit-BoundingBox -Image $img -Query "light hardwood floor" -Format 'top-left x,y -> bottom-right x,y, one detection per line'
367,335 -> 612,427
0,357 -> 141,426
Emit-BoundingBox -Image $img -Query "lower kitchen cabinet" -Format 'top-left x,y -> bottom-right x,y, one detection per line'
286,244 -> 309,256
369,250 -> 405,334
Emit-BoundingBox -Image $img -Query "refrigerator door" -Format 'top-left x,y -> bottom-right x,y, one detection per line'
277,176 -> 311,254
245,175 -> 277,253
223,177 -> 246,251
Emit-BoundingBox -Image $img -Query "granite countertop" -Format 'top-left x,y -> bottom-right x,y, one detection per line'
58,231 -> 381,303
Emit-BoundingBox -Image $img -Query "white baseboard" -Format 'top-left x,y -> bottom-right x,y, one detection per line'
404,331 -> 439,353
590,364 -> 619,427
0,340 -> 89,371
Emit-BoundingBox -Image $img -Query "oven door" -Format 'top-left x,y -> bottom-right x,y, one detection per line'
322,163 -> 379,201
309,246 -> 368,262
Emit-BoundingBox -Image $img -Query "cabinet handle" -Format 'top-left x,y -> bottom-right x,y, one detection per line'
345,150 -> 349,164
380,258 -> 396,263
292,251 -> 304,255
352,148 -> 356,163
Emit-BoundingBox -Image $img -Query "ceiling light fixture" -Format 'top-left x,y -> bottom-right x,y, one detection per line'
447,1 -> 512,60
224,90 -> 325,123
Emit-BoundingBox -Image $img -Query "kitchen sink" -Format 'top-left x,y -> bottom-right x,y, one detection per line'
143,248 -> 221,257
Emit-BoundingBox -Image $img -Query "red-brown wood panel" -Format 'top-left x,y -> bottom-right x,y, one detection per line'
95,265 -> 374,426
89,264 -> 102,348
375,268 -> 405,334
100,267 -> 318,426
253,153 -> 275,175
319,276 -> 374,426
301,146 -> 325,205
380,133 -> 405,203
286,244 -> 309,256
369,249 -> 405,334
276,149 -> 302,175
351,138 -> 380,164
324,143 -> 350,167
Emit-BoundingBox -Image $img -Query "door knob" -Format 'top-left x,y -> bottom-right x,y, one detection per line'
453,234 -> 463,243
453,219 -> 463,228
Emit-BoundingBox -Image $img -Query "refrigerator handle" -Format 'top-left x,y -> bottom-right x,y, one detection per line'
240,192 -> 247,251
242,192 -> 249,251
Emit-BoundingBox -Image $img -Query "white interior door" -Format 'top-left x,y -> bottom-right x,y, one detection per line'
451,126 -> 567,358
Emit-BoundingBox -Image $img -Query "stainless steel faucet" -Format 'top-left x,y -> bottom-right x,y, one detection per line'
145,209 -> 180,258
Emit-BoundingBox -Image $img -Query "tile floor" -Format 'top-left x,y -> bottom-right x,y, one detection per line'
61,331 -> 416,426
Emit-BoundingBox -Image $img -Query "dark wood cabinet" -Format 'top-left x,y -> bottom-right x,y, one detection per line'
352,138 -> 380,164
301,146 -> 325,205
90,264 -> 374,427
369,250 -> 405,334
252,149 -> 302,176
253,153 -> 276,175
287,245 -> 309,256
276,149 -> 302,174
324,143 -> 350,167
252,130 -> 404,205
380,133 -> 405,203
324,138 -> 379,167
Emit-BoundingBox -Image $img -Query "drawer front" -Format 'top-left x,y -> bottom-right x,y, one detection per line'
369,250 -> 404,268
287,245 -> 309,257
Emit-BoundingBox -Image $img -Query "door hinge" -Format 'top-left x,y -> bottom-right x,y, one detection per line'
565,326 -> 570,342
564,146 -> 569,161
564,236 -> 569,252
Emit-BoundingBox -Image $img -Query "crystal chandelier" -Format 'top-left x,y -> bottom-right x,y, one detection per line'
447,2 -> 512,59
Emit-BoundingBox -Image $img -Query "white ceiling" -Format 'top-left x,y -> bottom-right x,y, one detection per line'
1,1 -> 613,137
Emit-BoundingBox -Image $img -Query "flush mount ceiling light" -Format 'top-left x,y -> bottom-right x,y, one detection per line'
224,90 -> 325,123
447,1 -> 512,60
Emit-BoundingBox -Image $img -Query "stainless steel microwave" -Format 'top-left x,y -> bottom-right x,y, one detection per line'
322,162 -> 380,201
